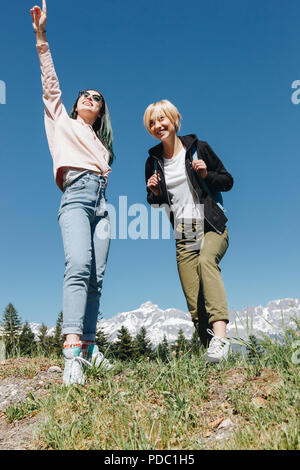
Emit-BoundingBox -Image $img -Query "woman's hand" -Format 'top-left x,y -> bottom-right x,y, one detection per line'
30,0 -> 47,32
147,172 -> 161,196
192,159 -> 207,179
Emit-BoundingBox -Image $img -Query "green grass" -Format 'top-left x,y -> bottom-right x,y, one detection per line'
4,392 -> 43,423
1,328 -> 299,450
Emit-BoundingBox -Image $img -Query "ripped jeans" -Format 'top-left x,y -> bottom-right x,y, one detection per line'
58,173 -> 110,341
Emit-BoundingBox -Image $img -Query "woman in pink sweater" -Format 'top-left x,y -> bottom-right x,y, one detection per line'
31,1 -> 113,385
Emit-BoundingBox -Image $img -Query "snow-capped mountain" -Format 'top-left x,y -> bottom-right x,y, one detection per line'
17,298 -> 300,346
99,301 -> 195,346
227,298 -> 300,339
98,298 -> 300,346
25,323 -> 55,339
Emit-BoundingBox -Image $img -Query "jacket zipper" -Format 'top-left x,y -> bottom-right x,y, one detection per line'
155,158 -> 172,207
185,153 -> 223,235
154,154 -> 222,235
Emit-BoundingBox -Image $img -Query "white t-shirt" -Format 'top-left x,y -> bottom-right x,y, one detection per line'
163,147 -> 202,222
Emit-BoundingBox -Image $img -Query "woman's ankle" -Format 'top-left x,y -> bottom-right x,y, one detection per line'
212,320 -> 227,338
64,334 -> 81,345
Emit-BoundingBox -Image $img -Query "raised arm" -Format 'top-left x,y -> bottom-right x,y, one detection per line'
30,1 -> 64,122
31,1 -> 47,45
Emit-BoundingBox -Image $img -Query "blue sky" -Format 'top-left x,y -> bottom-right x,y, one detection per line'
0,0 -> 299,326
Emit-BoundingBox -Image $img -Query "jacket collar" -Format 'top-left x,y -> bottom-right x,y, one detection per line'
148,134 -> 198,160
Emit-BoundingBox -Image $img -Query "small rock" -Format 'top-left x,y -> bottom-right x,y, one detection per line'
218,418 -> 233,429
47,366 -> 62,374
215,431 -> 231,441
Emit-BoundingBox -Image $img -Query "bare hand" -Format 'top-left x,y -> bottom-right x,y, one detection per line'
30,0 -> 47,32
192,159 -> 207,179
147,172 -> 160,196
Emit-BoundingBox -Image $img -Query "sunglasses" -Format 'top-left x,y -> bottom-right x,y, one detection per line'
78,91 -> 103,103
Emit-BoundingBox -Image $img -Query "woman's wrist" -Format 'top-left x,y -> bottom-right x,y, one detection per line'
35,29 -> 47,45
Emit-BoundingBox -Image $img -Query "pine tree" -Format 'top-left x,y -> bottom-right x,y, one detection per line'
52,311 -> 64,355
95,326 -> 110,354
190,329 -> 201,355
173,329 -> 189,357
1,303 -> 22,356
115,326 -> 135,361
38,323 -> 48,345
37,323 -> 54,356
156,334 -> 170,362
19,322 -> 36,356
134,326 -> 153,359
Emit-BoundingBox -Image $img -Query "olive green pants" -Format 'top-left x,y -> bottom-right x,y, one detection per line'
175,226 -> 229,346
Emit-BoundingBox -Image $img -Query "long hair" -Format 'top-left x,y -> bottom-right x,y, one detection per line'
69,90 -> 115,165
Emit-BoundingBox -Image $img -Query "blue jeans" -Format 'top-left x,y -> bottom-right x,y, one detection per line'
58,173 -> 110,341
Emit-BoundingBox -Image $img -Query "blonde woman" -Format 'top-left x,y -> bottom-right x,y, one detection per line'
144,100 -> 233,362
31,1 -> 113,384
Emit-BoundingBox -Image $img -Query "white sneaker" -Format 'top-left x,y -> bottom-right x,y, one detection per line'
63,344 -> 87,385
206,329 -> 231,363
86,344 -> 112,371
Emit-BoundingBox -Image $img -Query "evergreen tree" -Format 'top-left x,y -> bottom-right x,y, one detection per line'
1,303 -> 22,356
37,323 -> 54,356
114,326 -> 135,361
38,323 -> 48,345
190,329 -> 201,355
134,326 -> 153,359
95,326 -> 110,354
52,311 -> 64,355
156,334 -> 170,362
173,329 -> 189,357
19,322 -> 36,356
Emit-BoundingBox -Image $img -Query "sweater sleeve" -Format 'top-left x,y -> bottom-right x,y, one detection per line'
202,142 -> 234,192
36,42 -> 69,158
36,42 -> 66,121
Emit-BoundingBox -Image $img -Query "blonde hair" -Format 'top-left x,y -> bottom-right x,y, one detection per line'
143,99 -> 182,133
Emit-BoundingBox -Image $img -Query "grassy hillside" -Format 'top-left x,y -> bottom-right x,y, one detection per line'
0,329 -> 299,450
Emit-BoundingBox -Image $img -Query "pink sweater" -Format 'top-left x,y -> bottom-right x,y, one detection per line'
37,43 -> 111,191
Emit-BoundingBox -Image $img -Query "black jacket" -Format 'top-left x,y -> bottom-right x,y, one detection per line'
145,134 -> 234,234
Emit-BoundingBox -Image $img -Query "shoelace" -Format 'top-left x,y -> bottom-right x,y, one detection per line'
66,349 -> 111,372
70,356 -> 93,368
208,337 -> 226,353
207,329 -> 229,353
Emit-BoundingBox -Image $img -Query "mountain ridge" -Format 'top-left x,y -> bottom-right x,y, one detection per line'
22,297 -> 299,346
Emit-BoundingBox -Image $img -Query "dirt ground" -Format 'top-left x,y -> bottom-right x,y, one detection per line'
0,359 -> 282,450
0,360 -> 62,450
